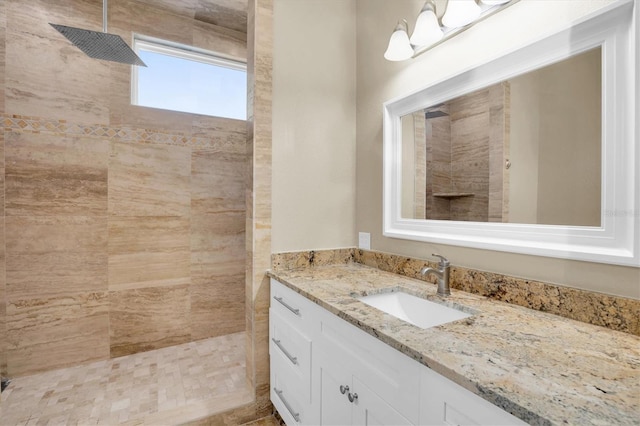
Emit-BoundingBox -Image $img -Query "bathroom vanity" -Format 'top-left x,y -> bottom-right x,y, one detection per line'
267,264 -> 640,425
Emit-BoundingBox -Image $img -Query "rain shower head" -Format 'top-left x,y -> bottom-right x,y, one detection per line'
50,24 -> 146,66
425,110 -> 449,119
49,0 -> 146,67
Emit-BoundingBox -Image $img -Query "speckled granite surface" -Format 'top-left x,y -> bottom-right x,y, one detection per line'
271,249 -> 640,336
267,263 -> 640,426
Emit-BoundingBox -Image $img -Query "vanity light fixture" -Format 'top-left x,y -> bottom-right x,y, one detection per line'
442,0 -> 481,28
384,20 -> 415,61
384,0 -> 519,61
409,1 -> 443,47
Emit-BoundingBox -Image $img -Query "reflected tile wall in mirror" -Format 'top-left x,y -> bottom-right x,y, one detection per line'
401,47 -> 601,227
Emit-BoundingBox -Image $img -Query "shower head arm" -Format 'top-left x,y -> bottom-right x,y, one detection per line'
103,0 -> 108,33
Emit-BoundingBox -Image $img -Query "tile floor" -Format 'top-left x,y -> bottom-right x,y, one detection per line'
1,332 -> 253,425
242,416 -> 280,426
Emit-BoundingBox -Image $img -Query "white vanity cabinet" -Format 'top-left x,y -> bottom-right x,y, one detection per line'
269,279 -> 323,425
270,278 -> 526,426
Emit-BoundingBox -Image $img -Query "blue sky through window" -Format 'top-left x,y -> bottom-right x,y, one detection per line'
136,49 -> 247,120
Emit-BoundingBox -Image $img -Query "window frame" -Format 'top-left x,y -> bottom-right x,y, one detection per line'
131,34 -> 247,118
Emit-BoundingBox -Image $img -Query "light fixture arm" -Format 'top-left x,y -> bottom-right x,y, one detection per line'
420,0 -> 437,20
394,19 -> 409,34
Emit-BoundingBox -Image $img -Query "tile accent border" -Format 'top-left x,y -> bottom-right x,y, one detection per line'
271,248 -> 640,336
3,114 -> 245,153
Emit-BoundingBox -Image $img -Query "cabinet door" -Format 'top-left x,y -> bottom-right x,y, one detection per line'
317,302 -> 421,424
351,377 -> 414,426
319,366 -> 352,425
419,367 -> 526,425
318,339 -> 353,426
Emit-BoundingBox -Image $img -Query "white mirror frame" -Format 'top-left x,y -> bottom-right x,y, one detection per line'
383,0 -> 638,267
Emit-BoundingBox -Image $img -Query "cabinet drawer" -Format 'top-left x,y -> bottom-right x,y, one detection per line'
271,278 -> 318,329
272,350 -> 307,426
420,367 -> 527,425
318,310 -> 421,424
270,308 -> 312,400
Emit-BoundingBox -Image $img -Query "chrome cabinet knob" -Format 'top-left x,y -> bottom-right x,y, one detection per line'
339,385 -> 349,394
348,392 -> 358,403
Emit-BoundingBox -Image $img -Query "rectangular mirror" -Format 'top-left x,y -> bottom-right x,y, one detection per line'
383,0 -> 638,267
400,48 -> 602,226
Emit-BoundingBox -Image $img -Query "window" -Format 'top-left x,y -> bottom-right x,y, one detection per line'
132,35 -> 247,120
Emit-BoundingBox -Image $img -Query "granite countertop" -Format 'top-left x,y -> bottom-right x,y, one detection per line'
267,263 -> 640,426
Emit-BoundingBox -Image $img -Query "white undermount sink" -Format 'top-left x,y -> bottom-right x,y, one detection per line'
357,291 -> 472,329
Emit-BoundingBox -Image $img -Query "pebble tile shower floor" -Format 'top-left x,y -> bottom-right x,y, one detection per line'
1,332 -> 252,425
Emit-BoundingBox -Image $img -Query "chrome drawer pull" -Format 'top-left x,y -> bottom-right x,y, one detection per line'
273,296 -> 301,316
274,387 -> 300,422
272,338 -> 298,365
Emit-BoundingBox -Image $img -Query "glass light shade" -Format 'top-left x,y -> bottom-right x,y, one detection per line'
410,5 -> 443,47
480,0 -> 510,4
384,21 -> 414,61
442,0 -> 482,28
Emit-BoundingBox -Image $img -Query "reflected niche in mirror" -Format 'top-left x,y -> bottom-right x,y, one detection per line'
401,47 -> 601,226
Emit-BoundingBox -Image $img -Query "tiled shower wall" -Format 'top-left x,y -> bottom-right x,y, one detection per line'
425,83 -> 509,222
0,0 -> 247,377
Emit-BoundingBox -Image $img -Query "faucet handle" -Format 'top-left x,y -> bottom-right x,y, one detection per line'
432,253 -> 450,267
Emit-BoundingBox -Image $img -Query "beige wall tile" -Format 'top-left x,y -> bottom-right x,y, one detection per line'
191,115 -> 246,146
1,0 -> 253,379
252,273 -> 270,390
192,150 -> 245,214
109,285 -> 191,357
191,212 -> 245,340
0,130 -> 4,169
0,167 -> 4,377
5,131 -> 108,216
5,1 -> 110,124
191,213 -> 245,284
6,216 -> 107,300
6,292 -> 110,376
426,110 -> 452,220
190,277 -> 244,340
108,216 -> 190,291
109,142 -> 190,217
245,0 -> 272,393
110,0 -> 195,49
192,19 -> 247,61
108,89 -> 195,133
0,1 -> 5,115
488,83 -> 508,222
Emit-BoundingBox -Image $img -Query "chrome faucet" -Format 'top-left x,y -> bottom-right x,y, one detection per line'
420,254 -> 451,296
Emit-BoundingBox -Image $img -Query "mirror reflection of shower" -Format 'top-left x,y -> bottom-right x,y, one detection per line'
401,47 -> 602,227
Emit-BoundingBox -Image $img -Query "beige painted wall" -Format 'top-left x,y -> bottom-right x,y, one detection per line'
272,0 -> 357,253
536,49 -> 601,226
355,0 -> 639,299
509,48 -> 601,226
509,71 -> 540,224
